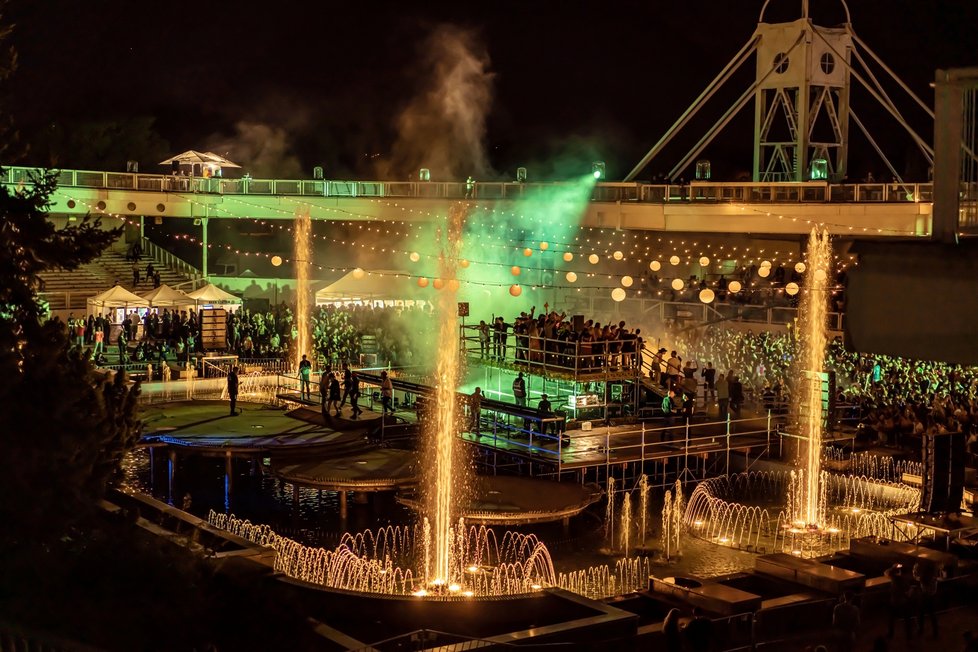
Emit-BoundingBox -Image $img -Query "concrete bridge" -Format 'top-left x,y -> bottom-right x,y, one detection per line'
3,166 -> 933,238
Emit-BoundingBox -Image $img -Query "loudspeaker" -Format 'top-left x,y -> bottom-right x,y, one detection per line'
921,431 -> 966,513
572,315 -> 585,331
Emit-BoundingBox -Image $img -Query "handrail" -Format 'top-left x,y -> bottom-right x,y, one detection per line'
0,165 -> 944,205
141,236 -> 201,282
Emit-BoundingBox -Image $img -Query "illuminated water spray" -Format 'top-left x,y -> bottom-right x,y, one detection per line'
293,211 -> 312,370
794,228 -> 831,527
425,203 -> 471,585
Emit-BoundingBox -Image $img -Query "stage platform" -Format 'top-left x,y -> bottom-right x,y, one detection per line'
272,448 -> 418,492
139,400 -> 373,455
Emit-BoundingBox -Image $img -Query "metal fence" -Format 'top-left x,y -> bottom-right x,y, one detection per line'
2,166 -> 936,204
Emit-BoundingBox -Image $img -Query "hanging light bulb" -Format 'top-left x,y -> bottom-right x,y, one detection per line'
649,260 -> 661,271
460,259 -> 470,268
671,278 -> 684,290
510,266 -> 521,276
563,252 -> 574,262
509,284 -> 522,297
409,252 -> 421,262
588,254 -> 600,264
417,277 -> 429,288
352,267 -> 365,279
758,266 -> 771,278
523,248 -> 533,257
794,262 -> 806,273
611,288 -> 626,302
621,275 -> 633,287
728,280 -> 742,293
613,250 -> 624,260
669,255 -> 680,265
699,288 -> 715,303
785,282 -> 800,295
699,256 -> 710,267
565,271 -> 577,283
539,242 -> 549,251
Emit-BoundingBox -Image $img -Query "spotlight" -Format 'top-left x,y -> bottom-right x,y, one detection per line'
591,161 -> 605,180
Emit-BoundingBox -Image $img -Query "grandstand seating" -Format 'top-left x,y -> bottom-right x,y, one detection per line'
40,242 -> 197,312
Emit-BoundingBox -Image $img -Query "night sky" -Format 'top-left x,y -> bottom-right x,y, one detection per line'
4,0 -> 977,180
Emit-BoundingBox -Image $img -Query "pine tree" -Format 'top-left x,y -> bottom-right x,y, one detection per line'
0,170 -> 139,545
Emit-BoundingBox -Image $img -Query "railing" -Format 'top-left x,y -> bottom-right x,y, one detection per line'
1,166 -> 940,204
460,324 -> 645,380
140,236 -> 201,283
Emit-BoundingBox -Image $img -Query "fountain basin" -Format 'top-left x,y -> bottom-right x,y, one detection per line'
754,552 -> 865,594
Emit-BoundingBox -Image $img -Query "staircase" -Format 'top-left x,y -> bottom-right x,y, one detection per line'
40,238 -> 201,312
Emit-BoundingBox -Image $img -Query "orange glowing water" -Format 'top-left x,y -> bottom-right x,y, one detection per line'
293,211 -> 312,370
426,203 -> 470,584
796,228 -> 831,526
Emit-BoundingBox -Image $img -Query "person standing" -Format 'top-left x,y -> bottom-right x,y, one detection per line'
716,373 -> 729,421
513,371 -> 527,407
729,374 -> 744,418
117,329 -> 128,364
470,387 -> 483,434
298,354 -> 312,401
339,363 -> 353,407
319,370 -> 330,421
131,262 -> 140,287
227,366 -> 239,416
913,561 -> 939,638
380,371 -> 395,415
478,320 -> 490,358
537,393 -> 553,435
349,370 -> 362,419
702,362 -> 717,404
328,373 -> 342,417
833,592 -> 861,652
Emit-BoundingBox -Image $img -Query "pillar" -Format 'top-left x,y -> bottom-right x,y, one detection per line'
201,216 -> 209,279
354,491 -> 369,505
339,491 -> 348,520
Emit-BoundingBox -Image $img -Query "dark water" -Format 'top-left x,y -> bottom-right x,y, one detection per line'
122,449 -> 755,579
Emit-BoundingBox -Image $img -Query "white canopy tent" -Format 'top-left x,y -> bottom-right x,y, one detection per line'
315,270 -> 427,306
159,150 -> 241,172
87,285 -> 148,313
186,283 -> 243,308
138,284 -> 194,308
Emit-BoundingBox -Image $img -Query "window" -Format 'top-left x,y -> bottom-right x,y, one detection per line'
774,52 -> 790,74
820,52 -> 835,74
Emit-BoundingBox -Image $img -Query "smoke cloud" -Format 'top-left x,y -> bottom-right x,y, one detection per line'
384,25 -> 495,181
207,121 -> 303,178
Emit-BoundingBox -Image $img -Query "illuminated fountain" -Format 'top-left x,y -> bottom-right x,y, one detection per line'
684,229 -> 921,557
293,210 -> 312,370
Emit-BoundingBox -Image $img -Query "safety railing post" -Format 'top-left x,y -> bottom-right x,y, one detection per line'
726,414 -> 731,475
767,410 -> 772,458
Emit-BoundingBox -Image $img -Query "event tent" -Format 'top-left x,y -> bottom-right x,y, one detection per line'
186,283 -> 243,306
159,150 -> 241,169
139,284 -> 193,308
87,285 -> 148,312
315,270 -> 424,305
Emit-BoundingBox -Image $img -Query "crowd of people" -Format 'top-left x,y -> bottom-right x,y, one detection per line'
673,326 -> 978,455
475,304 -> 646,372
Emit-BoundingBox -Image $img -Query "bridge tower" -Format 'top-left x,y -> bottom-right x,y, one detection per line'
752,0 -> 852,182
625,0 -> 933,185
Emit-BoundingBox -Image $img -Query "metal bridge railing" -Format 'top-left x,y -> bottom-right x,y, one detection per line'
1,166 -> 937,204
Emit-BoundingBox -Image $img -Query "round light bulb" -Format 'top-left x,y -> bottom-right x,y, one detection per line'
649,260 -> 661,271
758,266 -> 771,278
699,288 -> 715,303
417,277 -> 429,288
785,281 -> 800,295
539,242 -> 549,251
611,288 -> 626,302
409,252 -> 421,263
565,271 -> 577,283
511,266 -> 521,276
352,267 -> 365,279
523,248 -> 533,257
669,255 -> 680,265
794,262 -> 806,274
613,250 -> 623,260
562,252 -> 574,262
814,269 -> 827,282
728,280 -> 742,293
699,256 -> 710,267
621,275 -> 633,287
509,284 -> 522,297
671,278 -> 684,291
588,254 -> 599,265
270,255 -> 283,267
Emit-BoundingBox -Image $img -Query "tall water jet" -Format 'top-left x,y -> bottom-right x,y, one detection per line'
424,203 -> 471,585
293,210 -> 312,370
620,492 -> 632,557
793,228 -> 831,527
638,475 -> 649,543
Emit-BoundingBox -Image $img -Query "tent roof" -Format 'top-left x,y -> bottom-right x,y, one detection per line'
186,283 -> 242,304
159,150 -> 241,168
139,284 -> 193,307
316,270 -> 420,301
88,284 -> 148,308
